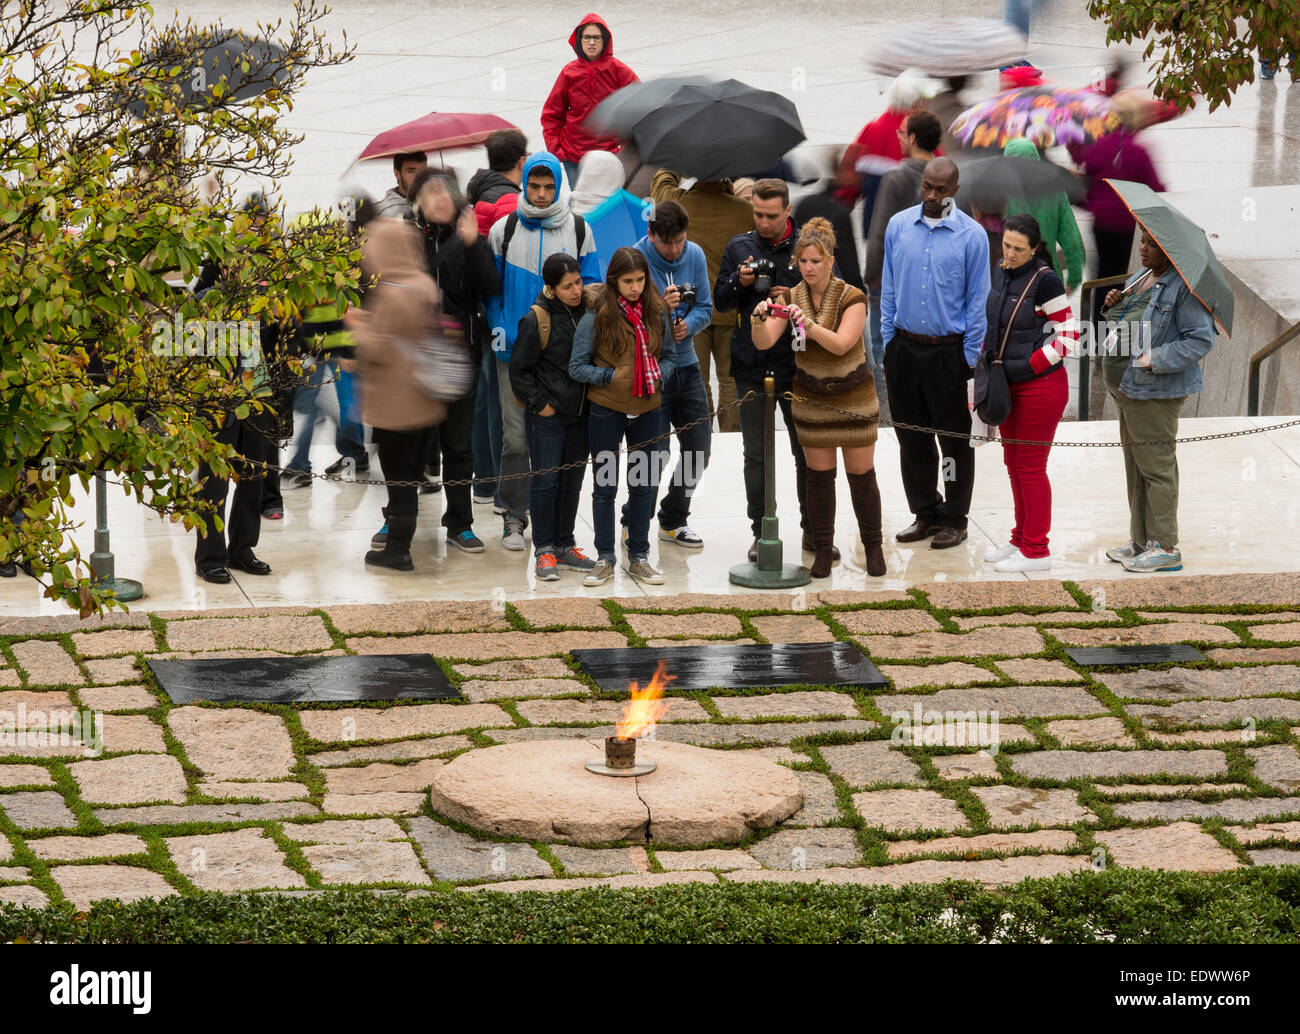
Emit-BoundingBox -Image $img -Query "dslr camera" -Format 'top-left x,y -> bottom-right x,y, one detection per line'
677,282 -> 698,308
746,258 -> 776,294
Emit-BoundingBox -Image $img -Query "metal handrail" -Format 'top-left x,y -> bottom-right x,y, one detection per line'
1077,273 -> 1131,421
1248,319 -> 1300,417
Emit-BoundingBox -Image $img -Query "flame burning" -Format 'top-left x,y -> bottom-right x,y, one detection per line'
616,661 -> 673,739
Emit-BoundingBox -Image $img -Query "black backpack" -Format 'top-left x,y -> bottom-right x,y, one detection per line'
502,212 -> 587,256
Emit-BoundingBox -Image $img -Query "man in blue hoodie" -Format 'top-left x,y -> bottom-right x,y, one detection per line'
486,151 -> 601,550
633,200 -> 714,548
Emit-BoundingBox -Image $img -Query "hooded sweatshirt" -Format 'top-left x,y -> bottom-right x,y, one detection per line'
633,234 -> 713,368
540,14 -> 639,164
570,150 -> 626,215
485,151 -> 602,360
1002,137 -> 1086,291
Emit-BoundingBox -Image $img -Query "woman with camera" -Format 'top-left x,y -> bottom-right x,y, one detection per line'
751,217 -> 885,579
569,247 -> 677,587
978,212 -> 1079,573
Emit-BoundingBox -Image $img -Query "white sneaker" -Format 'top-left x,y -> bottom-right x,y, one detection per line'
993,549 -> 1052,573
659,524 -> 704,548
983,542 -> 1018,564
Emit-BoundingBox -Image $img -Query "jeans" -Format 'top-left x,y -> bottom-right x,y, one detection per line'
588,402 -> 665,560
655,365 -> 712,530
472,349 -> 501,502
525,408 -> 589,555
562,160 -> 581,189
495,357 -> 530,523
999,369 -> 1068,558
736,379 -> 809,538
287,358 -> 366,472
1004,0 -> 1044,37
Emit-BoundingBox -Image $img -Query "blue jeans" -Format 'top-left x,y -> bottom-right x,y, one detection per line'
525,408 -> 588,556
287,358 -> 366,472
472,349 -> 502,502
654,364 -> 712,529
588,403 -> 665,561
1003,0 -> 1044,37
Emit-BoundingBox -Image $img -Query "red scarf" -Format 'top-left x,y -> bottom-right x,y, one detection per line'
617,295 -> 661,397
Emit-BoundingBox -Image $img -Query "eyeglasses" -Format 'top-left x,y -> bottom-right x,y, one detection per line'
581,34 -> 603,42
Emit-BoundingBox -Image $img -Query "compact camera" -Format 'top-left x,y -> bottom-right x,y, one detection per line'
677,283 -> 698,307
768,304 -> 792,320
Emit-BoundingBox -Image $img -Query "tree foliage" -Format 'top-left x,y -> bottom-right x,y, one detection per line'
1,1 -> 358,614
1088,1 -> 1300,111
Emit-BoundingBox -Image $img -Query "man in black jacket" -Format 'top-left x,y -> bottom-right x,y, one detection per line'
714,178 -> 818,562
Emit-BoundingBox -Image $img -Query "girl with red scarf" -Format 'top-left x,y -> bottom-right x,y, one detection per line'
569,247 -> 677,587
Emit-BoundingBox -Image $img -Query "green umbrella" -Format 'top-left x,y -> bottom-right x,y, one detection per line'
1104,179 -> 1234,335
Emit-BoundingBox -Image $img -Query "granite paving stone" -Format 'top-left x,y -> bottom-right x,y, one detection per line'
748,828 -> 861,870
748,615 -> 838,643
1207,647 -> 1300,663
27,834 -> 148,860
1226,820 -> 1300,845
70,630 -> 157,657
0,791 -> 76,829
83,658 -> 144,685
626,613 -> 744,639
0,612 -> 152,636
920,581 -> 1078,610
1248,622 -> 1300,641
165,828 -> 307,891
149,649 -> 348,662
1112,797 -> 1300,823
934,754 -> 1001,780
1045,718 -> 1138,747
0,886 -> 48,907
551,845 -> 648,876
858,627 -> 1046,660
876,685 -> 1104,719
406,816 -> 553,882
955,611 -> 1119,629
1246,745 -> 1300,791
852,789 -> 969,833
510,598 -> 613,628
302,841 -> 431,885
655,848 -> 760,871
1135,611 -> 1300,625
742,746 -> 808,766
833,610 -> 943,635
309,736 -> 473,766
9,640 -> 84,686
99,715 -> 167,754
345,630 -> 628,660
1011,749 -> 1227,780
877,662 -> 999,688
198,780 -> 311,801
69,753 -> 187,805
1097,822 -> 1241,872
644,719 -> 877,746
321,792 -> 427,816
993,659 -> 1085,683
1247,848 -> 1300,866
165,615 -> 334,652
77,685 -> 157,711
0,764 -> 53,787
973,786 -> 1096,828
0,837 -> 11,862
713,691 -> 858,720
820,741 -> 924,787
281,819 -> 406,843
297,703 -> 513,742
786,771 -> 841,826
1092,782 -> 1250,797
323,759 -> 445,795
452,658 -> 575,680
458,678 -> 590,702
0,670 -> 18,687
0,690 -> 75,718
327,600 -> 510,635
50,865 -> 175,908
93,802 -> 318,825
888,718 -> 1033,748
462,871 -> 716,893
514,698 -> 707,725
724,855 -> 1090,888
887,830 -> 1077,859
645,638 -> 758,648
1079,574 -> 1300,608
1146,730 -> 1257,745
1101,667 -> 1300,702
814,590 -> 916,606
1052,623 -> 1240,647
1127,699 -> 1300,728
168,706 -> 295,779
0,867 -> 32,881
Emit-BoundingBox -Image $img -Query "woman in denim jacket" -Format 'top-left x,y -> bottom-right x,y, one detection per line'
1102,228 -> 1216,573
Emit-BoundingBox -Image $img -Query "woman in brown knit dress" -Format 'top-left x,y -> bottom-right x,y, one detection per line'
751,217 -> 885,578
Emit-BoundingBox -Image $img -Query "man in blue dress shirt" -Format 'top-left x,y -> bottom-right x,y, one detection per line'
880,158 -> 990,549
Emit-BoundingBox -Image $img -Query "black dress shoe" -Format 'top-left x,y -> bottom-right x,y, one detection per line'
197,566 -> 232,584
930,527 -> 968,549
748,538 -> 758,563
895,520 -> 939,543
229,554 -> 272,575
801,535 -> 840,561
0,562 -> 16,578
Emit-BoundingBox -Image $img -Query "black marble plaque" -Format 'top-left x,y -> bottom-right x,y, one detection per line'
147,654 -> 461,704
572,642 -> 887,694
1066,645 -> 1208,667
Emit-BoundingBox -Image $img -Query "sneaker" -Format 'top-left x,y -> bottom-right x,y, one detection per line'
1105,540 -> 1144,564
625,557 -> 664,584
502,516 -> 527,551
261,505 -> 284,520
473,493 -> 494,506
1122,542 -> 1183,573
281,469 -> 313,489
325,456 -> 369,477
584,559 -> 615,586
556,546 -> 596,572
452,529 -> 485,553
534,553 -> 560,581
660,524 -> 703,548
1261,61 -> 1276,80
371,523 -> 388,549
993,549 -> 1052,573
983,542 -> 1018,563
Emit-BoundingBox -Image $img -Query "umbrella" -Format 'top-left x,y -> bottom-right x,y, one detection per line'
1105,180 -> 1234,336
950,87 -> 1121,150
587,75 -> 715,137
126,31 -> 289,116
956,154 -> 1086,207
583,190 -> 651,278
868,18 -> 1028,77
617,79 -> 805,183
351,112 -> 520,166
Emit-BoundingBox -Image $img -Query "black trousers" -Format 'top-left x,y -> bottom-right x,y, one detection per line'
195,409 -> 272,570
883,336 -> 974,530
736,379 -> 809,538
439,382 -> 476,536
374,424 -> 434,554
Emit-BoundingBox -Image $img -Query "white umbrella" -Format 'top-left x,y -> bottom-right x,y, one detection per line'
868,18 -> 1027,77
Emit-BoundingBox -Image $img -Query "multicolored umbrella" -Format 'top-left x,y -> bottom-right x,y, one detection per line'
351,112 -> 519,166
950,87 -> 1121,150
868,18 -> 1028,77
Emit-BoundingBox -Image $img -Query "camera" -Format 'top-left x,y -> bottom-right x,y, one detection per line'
677,283 -> 698,308
747,258 -> 776,294
769,304 -> 791,319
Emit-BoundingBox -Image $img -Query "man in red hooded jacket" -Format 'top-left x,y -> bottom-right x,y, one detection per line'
540,14 -> 639,186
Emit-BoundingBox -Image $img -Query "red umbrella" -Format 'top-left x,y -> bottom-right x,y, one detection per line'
352,111 -> 519,165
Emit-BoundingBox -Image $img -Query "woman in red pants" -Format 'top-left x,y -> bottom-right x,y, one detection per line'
981,213 -> 1079,572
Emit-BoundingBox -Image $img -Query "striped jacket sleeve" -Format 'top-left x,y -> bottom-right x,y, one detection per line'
1028,275 -> 1081,375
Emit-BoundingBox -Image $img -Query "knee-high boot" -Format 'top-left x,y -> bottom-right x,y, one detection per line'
848,468 -> 887,577
805,467 -> 838,579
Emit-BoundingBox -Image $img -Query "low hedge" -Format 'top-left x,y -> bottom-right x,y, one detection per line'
3,866 -> 1299,943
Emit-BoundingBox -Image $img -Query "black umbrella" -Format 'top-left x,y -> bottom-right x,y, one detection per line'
624,79 -> 805,182
587,75 -> 716,137
955,154 -> 1086,208
125,30 -> 290,117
